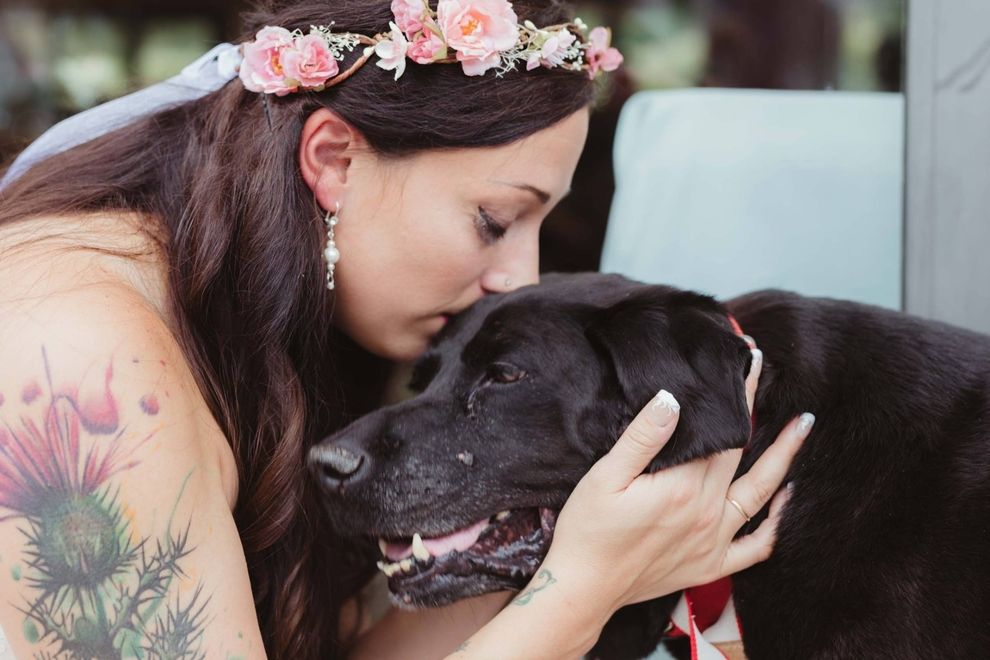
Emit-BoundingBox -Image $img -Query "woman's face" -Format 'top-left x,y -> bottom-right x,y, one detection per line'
331,109 -> 590,361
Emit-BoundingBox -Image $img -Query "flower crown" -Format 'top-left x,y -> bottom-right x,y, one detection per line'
237,0 -> 623,97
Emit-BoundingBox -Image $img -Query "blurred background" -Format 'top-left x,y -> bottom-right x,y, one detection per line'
0,0 -> 904,274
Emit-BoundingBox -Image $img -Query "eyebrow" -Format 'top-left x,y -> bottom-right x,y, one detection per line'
490,180 -> 561,205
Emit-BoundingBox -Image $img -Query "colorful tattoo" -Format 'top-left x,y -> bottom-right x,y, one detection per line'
0,348 -> 209,658
512,569 -> 557,607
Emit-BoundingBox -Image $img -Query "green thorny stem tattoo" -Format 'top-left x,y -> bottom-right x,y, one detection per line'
0,348 -> 209,659
512,569 -> 558,607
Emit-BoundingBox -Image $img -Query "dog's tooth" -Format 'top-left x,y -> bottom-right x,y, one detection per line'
411,533 -> 431,562
399,558 -> 414,573
378,538 -> 389,557
495,510 -> 511,522
383,563 -> 400,577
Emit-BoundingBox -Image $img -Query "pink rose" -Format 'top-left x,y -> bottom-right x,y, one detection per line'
239,26 -> 297,95
437,0 -> 519,76
586,26 -> 623,79
392,0 -> 427,35
459,52 -> 502,76
282,32 -> 339,89
408,28 -> 446,64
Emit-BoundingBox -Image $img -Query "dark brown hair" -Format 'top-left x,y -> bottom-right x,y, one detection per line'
0,1 -> 594,657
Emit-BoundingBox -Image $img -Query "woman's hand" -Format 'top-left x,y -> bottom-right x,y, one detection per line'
442,344 -> 815,659
538,344 -> 813,627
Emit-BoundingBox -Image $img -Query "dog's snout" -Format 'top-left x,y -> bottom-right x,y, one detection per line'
309,442 -> 369,491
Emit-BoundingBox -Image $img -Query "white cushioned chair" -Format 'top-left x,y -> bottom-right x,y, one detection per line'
600,88 -> 905,310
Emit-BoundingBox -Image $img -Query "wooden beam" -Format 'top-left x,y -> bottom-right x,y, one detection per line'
905,0 -> 990,333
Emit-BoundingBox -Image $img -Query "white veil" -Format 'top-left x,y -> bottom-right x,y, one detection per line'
0,43 -> 242,190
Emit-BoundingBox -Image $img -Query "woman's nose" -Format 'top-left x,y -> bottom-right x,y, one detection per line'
480,231 -> 540,293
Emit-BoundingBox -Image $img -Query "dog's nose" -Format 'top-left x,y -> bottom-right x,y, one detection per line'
309,442 -> 370,490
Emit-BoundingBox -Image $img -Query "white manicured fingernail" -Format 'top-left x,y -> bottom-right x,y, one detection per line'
797,412 -> 816,435
649,390 -> 680,427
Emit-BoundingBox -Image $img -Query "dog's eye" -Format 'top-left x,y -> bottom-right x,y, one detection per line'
488,362 -> 527,385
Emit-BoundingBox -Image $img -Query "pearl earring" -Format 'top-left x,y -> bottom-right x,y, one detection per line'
324,202 -> 341,291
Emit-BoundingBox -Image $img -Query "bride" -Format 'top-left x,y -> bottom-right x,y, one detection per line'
0,1 -> 810,657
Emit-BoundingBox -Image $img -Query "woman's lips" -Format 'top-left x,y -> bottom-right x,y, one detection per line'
425,314 -> 451,339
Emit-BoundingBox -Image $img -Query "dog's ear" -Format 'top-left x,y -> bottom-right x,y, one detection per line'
586,287 -> 752,471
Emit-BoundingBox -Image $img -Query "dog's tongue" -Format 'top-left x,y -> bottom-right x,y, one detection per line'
383,518 -> 489,561
422,519 -> 489,557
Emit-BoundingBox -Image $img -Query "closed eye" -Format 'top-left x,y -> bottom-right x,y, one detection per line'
475,207 -> 507,245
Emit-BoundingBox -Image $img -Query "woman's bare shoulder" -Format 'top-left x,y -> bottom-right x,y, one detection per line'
0,214 -> 238,507
0,211 -> 169,317
0,269 -> 264,658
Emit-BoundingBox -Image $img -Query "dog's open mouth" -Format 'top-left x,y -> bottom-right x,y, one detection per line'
375,507 -> 558,606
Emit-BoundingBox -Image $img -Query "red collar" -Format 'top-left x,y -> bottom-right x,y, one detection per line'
728,313 -> 757,438
727,314 -> 745,338
664,313 -> 753,648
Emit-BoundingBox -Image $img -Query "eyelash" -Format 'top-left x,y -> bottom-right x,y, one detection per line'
475,207 -> 507,244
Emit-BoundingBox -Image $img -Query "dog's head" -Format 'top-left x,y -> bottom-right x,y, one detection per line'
310,273 -> 752,607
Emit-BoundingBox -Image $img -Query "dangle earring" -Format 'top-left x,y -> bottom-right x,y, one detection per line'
324,202 -> 341,291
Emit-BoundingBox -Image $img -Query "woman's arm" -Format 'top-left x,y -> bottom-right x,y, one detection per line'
347,590 -> 513,659
0,282 -> 266,659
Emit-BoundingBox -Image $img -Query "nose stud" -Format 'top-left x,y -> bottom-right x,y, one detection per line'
505,277 -> 513,289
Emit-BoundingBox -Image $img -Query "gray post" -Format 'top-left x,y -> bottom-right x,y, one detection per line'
905,0 -> 990,334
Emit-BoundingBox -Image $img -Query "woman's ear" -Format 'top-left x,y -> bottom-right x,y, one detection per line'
298,108 -> 364,211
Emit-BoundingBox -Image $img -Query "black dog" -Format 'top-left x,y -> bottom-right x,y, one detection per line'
310,273 -> 990,659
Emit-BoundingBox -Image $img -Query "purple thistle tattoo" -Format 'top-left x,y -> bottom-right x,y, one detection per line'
0,396 -> 132,523
1,348 -> 210,659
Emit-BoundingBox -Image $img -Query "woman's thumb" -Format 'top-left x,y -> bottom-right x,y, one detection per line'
593,390 -> 680,491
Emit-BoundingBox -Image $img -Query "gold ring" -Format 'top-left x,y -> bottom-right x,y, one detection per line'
727,497 -> 752,522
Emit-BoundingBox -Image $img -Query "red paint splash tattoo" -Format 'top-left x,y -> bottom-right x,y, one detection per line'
53,361 -> 120,435
21,381 -> 42,404
76,361 -> 120,434
139,394 -> 160,416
